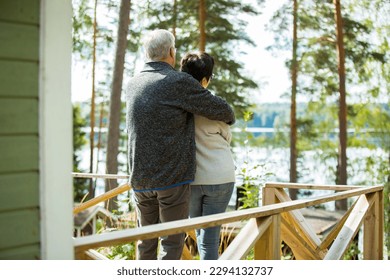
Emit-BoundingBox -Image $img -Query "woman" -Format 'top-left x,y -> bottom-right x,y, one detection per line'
180,52 -> 235,260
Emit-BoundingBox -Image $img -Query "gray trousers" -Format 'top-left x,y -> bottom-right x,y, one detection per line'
133,184 -> 190,260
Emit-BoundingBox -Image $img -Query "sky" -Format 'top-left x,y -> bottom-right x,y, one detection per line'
71,0 -> 291,104
239,0 -> 290,104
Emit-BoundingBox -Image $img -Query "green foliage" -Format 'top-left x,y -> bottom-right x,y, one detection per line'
72,0 -> 118,60
343,239 -> 360,260
205,0 -> 262,118
244,248 -> 254,260
94,213 -> 138,259
236,111 -> 273,209
236,162 -> 272,209
72,0 -> 94,57
70,0 -> 390,258
73,104 -> 89,202
267,0 -> 389,197
102,243 -> 136,260
138,0 -> 264,118
269,0 -> 389,103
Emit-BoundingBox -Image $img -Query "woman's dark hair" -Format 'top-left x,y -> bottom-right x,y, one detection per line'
180,52 -> 214,82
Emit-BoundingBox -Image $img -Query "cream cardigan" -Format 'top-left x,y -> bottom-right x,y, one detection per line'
191,114 -> 236,185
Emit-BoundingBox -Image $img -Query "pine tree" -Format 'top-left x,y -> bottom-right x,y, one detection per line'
267,0 -> 388,208
289,0 -> 298,200
139,0 -> 264,118
105,0 -> 131,212
333,0 -> 348,209
89,0 -> 98,199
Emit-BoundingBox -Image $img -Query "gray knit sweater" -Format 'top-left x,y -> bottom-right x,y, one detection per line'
125,62 -> 235,192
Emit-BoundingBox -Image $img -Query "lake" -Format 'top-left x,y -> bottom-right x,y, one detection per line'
76,145 -> 387,212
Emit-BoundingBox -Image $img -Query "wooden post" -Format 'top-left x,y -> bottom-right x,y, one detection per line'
254,214 -> 281,260
255,186 -> 281,259
220,217 -> 272,260
262,185 -> 276,206
363,191 -> 384,259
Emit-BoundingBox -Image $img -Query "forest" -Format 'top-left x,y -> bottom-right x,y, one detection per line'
71,0 -> 389,259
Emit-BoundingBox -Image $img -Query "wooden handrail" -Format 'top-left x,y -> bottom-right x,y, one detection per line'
265,182 -> 367,191
72,173 -> 131,215
73,183 -> 131,215
72,180 -> 384,260
73,185 -> 382,253
72,172 -> 129,179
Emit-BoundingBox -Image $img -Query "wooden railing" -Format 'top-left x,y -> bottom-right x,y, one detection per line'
72,174 -> 384,260
72,172 -> 130,215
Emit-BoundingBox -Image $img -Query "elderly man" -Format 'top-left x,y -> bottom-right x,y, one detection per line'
126,29 -> 235,260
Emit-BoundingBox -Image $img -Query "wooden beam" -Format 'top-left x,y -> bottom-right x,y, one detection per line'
319,198 -> 357,250
74,186 -> 383,253
84,249 -> 109,260
255,215 -> 280,260
377,190 -> 384,259
75,249 -> 109,260
181,230 -> 197,260
265,182 -> 373,191
187,230 -> 197,242
280,212 -> 326,259
181,243 -> 193,260
281,216 -> 319,259
257,184 -> 280,260
274,188 -> 322,250
219,217 -> 272,260
324,194 -> 375,260
73,183 -> 131,214
363,191 -> 384,260
262,186 -> 276,206
72,172 -> 129,179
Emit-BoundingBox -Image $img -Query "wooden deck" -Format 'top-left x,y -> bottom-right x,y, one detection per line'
222,208 -> 345,237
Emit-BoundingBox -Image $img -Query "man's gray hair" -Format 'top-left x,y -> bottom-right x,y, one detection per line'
143,29 -> 175,61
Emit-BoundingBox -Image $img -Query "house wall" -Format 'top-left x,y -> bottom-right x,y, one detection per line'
0,0 -> 41,259
0,0 -> 73,259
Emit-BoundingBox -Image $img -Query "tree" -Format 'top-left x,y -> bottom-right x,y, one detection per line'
198,0 -> 206,52
88,0 -> 98,199
172,0 -> 177,38
297,0 -> 386,209
333,0 -> 348,210
73,0 -> 140,209
72,0 -> 102,199
105,0 -> 131,212
140,0 -> 263,118
289,0 -> 298,200
267,0 -> 388,204
73,104 -> 89,202
205,0 -> 262,118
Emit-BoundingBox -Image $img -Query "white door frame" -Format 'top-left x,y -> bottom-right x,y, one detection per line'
39,0 -> 74,259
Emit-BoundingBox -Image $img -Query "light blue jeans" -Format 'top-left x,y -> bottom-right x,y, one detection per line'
189,182 -> 234,260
